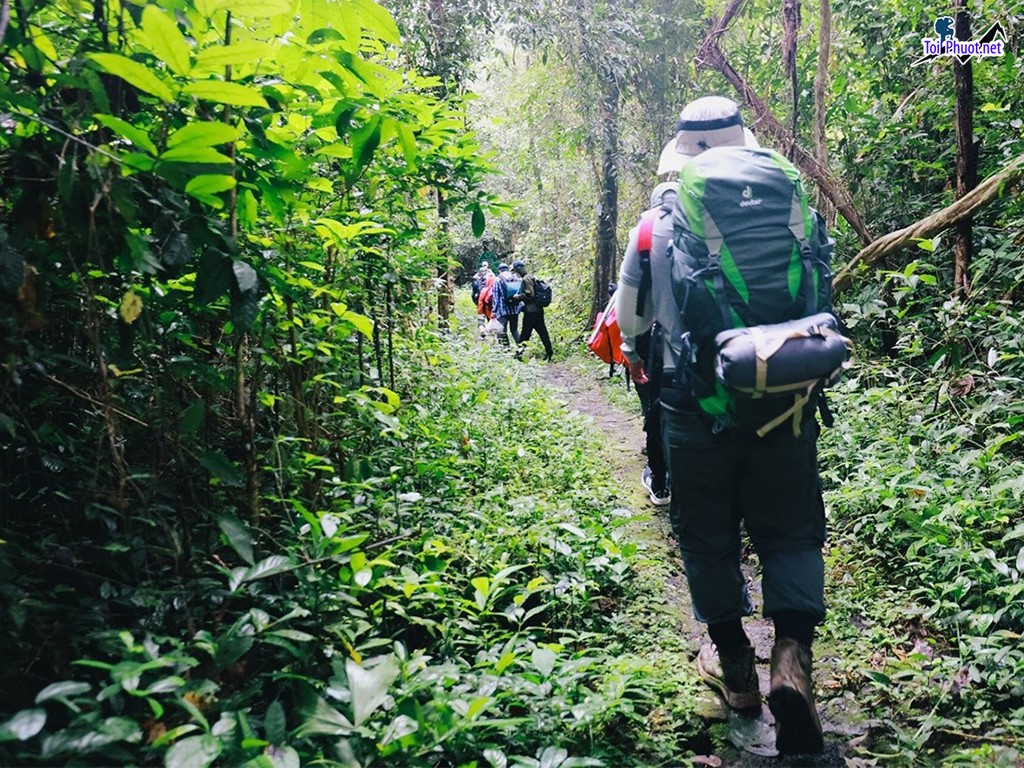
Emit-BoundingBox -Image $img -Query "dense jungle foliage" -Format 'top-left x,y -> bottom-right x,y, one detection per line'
1,0 -> 1023,765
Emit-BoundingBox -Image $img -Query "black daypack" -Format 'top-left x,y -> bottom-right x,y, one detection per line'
671,146 -> 851,436
533,279 -> 552,307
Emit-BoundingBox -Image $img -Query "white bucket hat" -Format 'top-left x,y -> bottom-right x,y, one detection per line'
656,96 -> 760,175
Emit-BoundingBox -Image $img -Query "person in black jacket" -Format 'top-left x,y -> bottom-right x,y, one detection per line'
510,259 -> 552,361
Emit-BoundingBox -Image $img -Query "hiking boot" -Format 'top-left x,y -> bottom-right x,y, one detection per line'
697,643 -> 761,711
641,466 -> 671,507
768,638 -> 824,755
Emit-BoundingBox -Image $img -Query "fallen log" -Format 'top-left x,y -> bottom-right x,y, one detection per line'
832,152 -> 1024,294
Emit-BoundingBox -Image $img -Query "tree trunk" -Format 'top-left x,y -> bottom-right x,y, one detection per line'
781,0 -> 800,150
436,188 -> 453,327
427,0 -> 455,326
953,0 -> 976,301
813,0 -> 835,226
592,74 -> 620,322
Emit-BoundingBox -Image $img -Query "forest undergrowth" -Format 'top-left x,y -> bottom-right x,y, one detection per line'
4,289 -> 1024,767
0,300 -> 708,767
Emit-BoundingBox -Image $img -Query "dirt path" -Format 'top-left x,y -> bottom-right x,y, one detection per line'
541,361 -> 866,767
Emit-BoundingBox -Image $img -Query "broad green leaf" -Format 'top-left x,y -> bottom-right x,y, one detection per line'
165,734 -> 222,768
471,205 -> 485,238
120,290 -> 143,324
89,53 -> 174,102
41,717 -> 140,758
233,261 -> 258,293
141,6 -> 191,76
349,115 -> 381,180
351,0 -> 400,43
395,122 -> 417,166
295,696 -> 353,738
121,152 -> 157,172
214,0 -> 292,16
531,647 -> 556,677
186,175 -> 236,201
242,555 -> 296,583
264,700 -> 286,744
151,723 -> 200,748
539,746 -> 568,768
228,566 -> 248,593
160,145 -> 233,164
239,189 -> 259,227
146,676 -> 186,694
197,451 -> 243,486
912,237 -> 936,253
183,81 -> 269,108
257,744 -> 299,768
339,309 -> 373,338
0,708 -> 46,743
316,142 -> 353,159
267,629 -> 315,642
194,250 -> 233,304
471,576 -> 490,598
180,400 -> 205,434
35,680 -> 91,703
94,114 -> 157,155
465,696 -> 490,720
347,655 -> 400,726
167,122 -> 240,149
195,42 -> 275,72
217,513 -> 254,565
233,287 -> 261,330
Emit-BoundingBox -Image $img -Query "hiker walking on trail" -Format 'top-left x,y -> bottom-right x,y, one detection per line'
615,182 -> 679,508
510,259 -> 553,361
493,263 -> 523,346
619,96 -> 839,757
473,262 -> 494,335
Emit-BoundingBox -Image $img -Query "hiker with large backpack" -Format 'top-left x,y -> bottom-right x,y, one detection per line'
510,259 -> 553,361
631,96 -> 849,757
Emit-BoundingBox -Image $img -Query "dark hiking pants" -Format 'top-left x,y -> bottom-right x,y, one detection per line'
520,311 -> 552,358
660,399 -> 826,625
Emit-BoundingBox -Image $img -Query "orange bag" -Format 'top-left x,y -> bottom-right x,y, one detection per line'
587,299 -> 625,365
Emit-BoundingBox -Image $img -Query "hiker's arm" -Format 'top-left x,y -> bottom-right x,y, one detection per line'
621,335 -> 649,385
614,229 -> 654,337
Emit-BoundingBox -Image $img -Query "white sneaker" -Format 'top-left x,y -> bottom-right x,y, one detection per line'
641,466 -> 672,507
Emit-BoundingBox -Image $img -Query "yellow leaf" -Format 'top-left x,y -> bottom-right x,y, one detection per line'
120,290 -> 143,324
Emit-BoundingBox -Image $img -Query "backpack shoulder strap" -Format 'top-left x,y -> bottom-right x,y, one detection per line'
785,185 -> 818,316
634,209 -> 659,317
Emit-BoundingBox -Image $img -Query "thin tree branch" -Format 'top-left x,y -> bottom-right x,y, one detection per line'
813,0 -> 834,226
695,0 -> 874,245
0,0 -> 10,49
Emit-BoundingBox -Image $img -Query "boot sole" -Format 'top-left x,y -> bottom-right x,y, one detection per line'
768,685 -> 824,754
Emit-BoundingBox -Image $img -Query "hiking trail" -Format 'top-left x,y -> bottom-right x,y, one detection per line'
540,360 -> 870,767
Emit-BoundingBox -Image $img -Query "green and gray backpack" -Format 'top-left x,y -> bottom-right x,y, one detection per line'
670,146 -> 851,436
